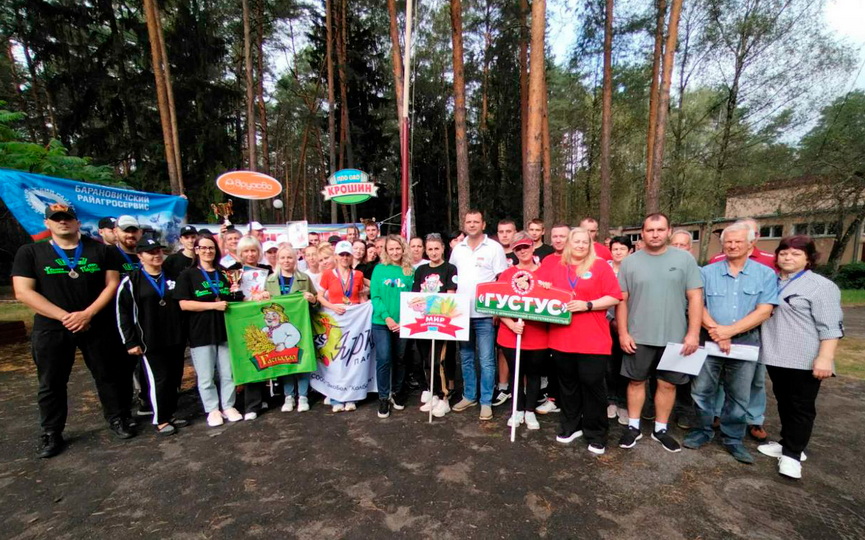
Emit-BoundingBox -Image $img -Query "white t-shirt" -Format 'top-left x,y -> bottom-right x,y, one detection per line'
449,234 -> 508,318
412,258 -> 430,269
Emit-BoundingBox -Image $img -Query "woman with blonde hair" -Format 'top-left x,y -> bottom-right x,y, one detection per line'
370,234 -> 415,418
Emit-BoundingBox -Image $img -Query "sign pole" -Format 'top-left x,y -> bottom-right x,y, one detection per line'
509,319 -> 523,443
429,339 -> 436,424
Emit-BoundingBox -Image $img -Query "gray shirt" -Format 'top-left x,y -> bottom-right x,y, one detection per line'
760,270 -> 844,370
618,248 -> 703,347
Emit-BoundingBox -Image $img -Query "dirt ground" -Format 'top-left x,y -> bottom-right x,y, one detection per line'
2,339 -> 865,540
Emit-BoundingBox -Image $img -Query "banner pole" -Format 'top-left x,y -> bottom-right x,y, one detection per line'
429,339 -> 436,424
510,319 -> 523,443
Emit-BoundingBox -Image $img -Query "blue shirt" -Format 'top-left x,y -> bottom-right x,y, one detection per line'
701,258 -> 778,344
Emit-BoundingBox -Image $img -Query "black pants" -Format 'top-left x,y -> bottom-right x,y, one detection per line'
606,322 -> 627,406
134,355 -> 152,410
31,325 -> 130,434
542,351 -> 561,402
142,346 -> 185,425
244,382 -> 269,414
553,351 -> 609,445
767,365 -> 822,460
501,347 -> 545,412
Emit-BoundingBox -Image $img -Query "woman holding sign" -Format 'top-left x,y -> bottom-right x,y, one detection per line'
497,232 -> 548,431
370,235 -> 415,419
264,245 -> 318,414
543,228 -> 622,455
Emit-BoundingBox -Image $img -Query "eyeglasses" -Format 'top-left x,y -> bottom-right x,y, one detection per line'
338,253 -> 352,257
197,246 -> 216,251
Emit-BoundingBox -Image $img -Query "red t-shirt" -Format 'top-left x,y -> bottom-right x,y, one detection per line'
319,268 -> 365,304
545,258 -> 622,354
709,249 -> 776,272
594,242 -> 613,261
495,266 -> 548,350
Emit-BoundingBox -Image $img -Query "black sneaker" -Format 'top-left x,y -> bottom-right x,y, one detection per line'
641,403 -> 656,421
170,418 -> 189,428
619,426 -> 643,449
109,418 -> 135,440
37,432 -> 64,459
493,388 -> 511,407
377,400 -> 391,419
555,429 -> 583,444
651,429 -> 682,453
588,443 -> 606,455
390,395 -> 406,411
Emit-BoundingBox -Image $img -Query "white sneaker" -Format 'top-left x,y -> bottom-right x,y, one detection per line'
524,411 -> 540,430
432,398 -> 450,417
617,407 -> 629,426
297,396 -> 310,412
281,397 -> 294,412
758,441 -> 807,461
324,397 -> 331,405
536,400 -> 560,414
332,404 -> 345,413
420,396 -> 439,412
607,404 -> 617,419
420,390 -> 433,404
778,455 -> 802,479
207,410 -> 224,427
222,407 -> 243,422
243,412 -> 258,421
507,411 -> 525,427
345,402 -> 357,412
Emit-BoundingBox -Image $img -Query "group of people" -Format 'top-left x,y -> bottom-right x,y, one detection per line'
12,204 -> 843,481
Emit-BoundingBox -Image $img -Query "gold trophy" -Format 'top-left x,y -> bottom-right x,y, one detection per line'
211,200 -> 234,226
224,268 -> 243,295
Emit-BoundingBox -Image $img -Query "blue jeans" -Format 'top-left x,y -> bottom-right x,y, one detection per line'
189,343 -> 236,413
712,363 -> 766,425
691,355 -> 758,446
372,324 -> 407,401
282,374 -> 310,397
459,318 -> 496,406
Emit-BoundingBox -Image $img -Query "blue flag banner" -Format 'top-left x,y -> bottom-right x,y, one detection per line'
0,169 -> 188,242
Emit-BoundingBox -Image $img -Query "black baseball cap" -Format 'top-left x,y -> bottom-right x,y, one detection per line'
45,203 -> 77,220
135,237 -> 165,253
180,225 -> 198,236
328,235 -> 341,245
98,217 -> 117,229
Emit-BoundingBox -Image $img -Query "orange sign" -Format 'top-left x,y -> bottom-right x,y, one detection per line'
216,171 -> 282,200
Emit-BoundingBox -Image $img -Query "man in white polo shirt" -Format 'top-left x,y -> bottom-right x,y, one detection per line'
450,209 -> 508,420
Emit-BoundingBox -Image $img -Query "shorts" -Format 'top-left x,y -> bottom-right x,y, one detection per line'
621,344 -> 690,385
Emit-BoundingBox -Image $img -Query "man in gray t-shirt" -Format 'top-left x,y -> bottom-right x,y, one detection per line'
615,213 -> 703,453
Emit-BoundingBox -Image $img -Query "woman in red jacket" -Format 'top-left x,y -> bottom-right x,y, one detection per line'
543,228 -> 622,455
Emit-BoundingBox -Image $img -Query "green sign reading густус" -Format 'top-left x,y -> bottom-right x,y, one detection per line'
475,270 -> 572,325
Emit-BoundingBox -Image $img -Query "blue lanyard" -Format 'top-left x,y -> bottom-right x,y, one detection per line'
199,267 -> 222,297
50,241 -> 83,272
117,246 -> 139,270
778,270 -> 807,294
567,265 -> 580,296
336,268 -> 354,300
143,271 -> 166,303
278,273 -> 295,295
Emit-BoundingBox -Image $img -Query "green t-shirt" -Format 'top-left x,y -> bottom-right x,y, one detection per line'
370,263 -> 414,326
618,248 -> 703,347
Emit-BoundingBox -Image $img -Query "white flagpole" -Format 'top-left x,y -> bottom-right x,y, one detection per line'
509,319 -> 523,443
429,339 -> 436,423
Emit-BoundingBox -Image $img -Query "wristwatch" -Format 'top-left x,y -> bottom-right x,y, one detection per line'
585,301 -> 594,312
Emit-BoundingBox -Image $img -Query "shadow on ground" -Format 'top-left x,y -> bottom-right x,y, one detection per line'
1,341 -> 864,539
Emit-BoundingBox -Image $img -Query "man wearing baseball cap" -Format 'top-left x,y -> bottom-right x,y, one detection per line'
164,225 -> 197,281
12,203 -> 134,457
98,217 -> 117,245
114,216 -> 143,275
248,221 -> 265,241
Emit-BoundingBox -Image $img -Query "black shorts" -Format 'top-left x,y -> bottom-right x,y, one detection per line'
620,344 -> 690,385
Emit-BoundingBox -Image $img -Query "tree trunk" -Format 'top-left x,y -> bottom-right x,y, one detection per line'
443,119 -> 453,230
387,0 -> 405,122
336,0 -> 353,170
542,69 -> 553,227
242,0 -> 258,220
519,0 -> 529,184
255,0 -> 270,175
523,0 -> 545,224
143,0 -> 180,195
647,0 -> 681,215
450,0 -> 470,220
599,0 -> 613,236
154,6 -> 183,192
5,40 -> 37,141
644,0 -> 665,213
325,0 -> 337,223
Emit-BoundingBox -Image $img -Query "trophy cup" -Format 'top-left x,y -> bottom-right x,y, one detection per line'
211,199 -> 234,226
225,268 -> 243,295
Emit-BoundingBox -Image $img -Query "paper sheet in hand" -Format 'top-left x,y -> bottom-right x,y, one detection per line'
704,341 -> 760,362
656,343 -> 708,376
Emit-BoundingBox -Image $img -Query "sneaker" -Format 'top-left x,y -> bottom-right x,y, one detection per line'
109,418 -> 135,440
452,398 -> 477,412
607,404 -> 617,419
641,403 -> 656,421
377,400 -> 390,419
324,397 -> 332,405
507,411 -> 525,427
421,396 -> 439,412
390,395 -> 406,411
345,402 -> 357,412
222,407 -> 243,422
757,442 -> 808,462
778,455 -> 802,479
432,398 -> 450,417
683,430 -> 712,449
297,396 -> 310,412
619,426 -> 643,449
332,404 -> 345,413
420,390 -> 433,404
493,389 -> 511,407
243,412 -> 258,421
207,410 -> 224,427
135,407 -> 154,417
524,411 -> 540,430
617,407 -> 628,426
556,429 -> 583,444
281,397 -> 295,412
725,443 -> 754,464
675,413 -> 695,431
156,423 -> 176,436
169,418 -> 189,428
748,425 -> 768,442
406,376 -> 421,390
479,405 -> 493,421
651,429 -> 682,453
37,433 -> 64,459
588,443 -> 606,455
536,392 -> 549,407
536,400 -> 560,414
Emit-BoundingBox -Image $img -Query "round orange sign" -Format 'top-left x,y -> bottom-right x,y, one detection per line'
216,171 -> 282,200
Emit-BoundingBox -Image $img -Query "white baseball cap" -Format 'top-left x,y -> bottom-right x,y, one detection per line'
249,221 -> 265,231
262,241 -> 278,252
335,241 -> 353,255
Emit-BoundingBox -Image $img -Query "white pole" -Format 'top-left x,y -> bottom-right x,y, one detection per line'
509,319 -> 523,443
429,339 -> 436,423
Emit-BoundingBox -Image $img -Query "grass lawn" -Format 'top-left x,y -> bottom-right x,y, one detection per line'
842,289 -> 865,307
0,302 -> 33,324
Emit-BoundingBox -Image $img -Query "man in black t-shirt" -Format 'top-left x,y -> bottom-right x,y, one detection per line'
164,225 -> 197,280
114,215 -> 142,275
526,218 -> 555,261
12,203 -> 134,459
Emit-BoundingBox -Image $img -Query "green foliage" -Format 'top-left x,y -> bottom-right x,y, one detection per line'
834,263 -> 865,290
